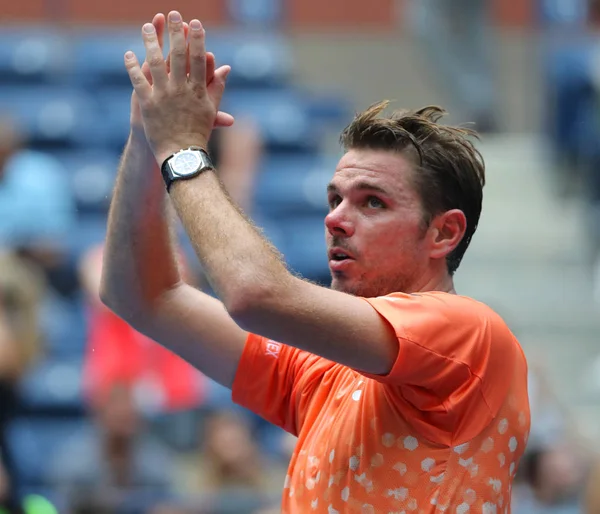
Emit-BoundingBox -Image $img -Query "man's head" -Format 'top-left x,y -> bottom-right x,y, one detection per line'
326,101 -> 485,297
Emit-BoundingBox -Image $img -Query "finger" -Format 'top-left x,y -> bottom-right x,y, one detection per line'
188,19 -> 207,92
215,111 -> 235,127
166,22 -> 189,76
141,61 -> 153,85
206,51 -> 215,85
152,13 -> 166,51
167,11 -> 187,85
142,23 -> 168,90
208,65 -> 231,108
125,51 -> 152,101
183,23 -> 190,75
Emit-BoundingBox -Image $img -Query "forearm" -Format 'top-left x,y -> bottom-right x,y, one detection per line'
169,170 -> 290,313
101,133 -> 182,320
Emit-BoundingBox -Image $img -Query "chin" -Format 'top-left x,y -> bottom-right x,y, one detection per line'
330,276 -> 365,297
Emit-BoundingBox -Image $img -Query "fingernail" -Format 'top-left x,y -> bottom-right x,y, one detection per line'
190,20 -> 202,31
125,51 -> 134,60
170,11 -> 181,22
223,66 -> 232,79
143,23 -> 155,34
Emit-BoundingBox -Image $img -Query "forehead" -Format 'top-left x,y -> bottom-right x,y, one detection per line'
330,148 -> 416,194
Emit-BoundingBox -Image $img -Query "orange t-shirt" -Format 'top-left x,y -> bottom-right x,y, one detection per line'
232,291 -> 530,513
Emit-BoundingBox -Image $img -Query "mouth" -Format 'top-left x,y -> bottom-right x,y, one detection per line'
328,248 -> 354,262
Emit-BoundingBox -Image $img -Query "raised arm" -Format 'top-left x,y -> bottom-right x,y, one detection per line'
100,13 -> 246,388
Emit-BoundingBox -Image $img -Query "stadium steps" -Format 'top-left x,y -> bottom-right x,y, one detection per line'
455,133 -> 600,441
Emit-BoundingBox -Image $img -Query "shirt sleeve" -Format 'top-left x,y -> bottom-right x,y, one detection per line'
359,292 -> 519,444
231,333 -> 338,436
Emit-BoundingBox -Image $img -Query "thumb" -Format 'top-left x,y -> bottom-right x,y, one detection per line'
209,65 -> 231,107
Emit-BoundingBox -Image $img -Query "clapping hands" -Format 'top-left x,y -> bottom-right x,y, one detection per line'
126,11 -> 233,165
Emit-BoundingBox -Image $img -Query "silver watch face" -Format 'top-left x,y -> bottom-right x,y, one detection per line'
171,150 -> 203,176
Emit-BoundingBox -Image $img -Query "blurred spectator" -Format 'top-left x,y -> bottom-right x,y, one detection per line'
47,383 -> 176,508
0,251 -> 45,513
177,409 -> 287,501
0,116 -> 77,298
513,444 -> 586,513
201,410 -> 265,491
584,455 -> 600,513
79,244 -> 205,416
408,0 -> 498,132
513,360 -> 592,513
208,119 -> 263,215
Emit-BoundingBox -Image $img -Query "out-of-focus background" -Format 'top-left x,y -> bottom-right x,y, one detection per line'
0,0 -> 599,512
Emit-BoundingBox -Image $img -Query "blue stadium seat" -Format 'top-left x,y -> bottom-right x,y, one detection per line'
304,90 -> 354,126
70,30 -> 147,87
222,90 -> 319,151
0,28 -> 69,84
67,215 -> 108,262
7,417 -> 89,487
39,294 -> 87,358
71,28 -> 292,89
52,149 -> 120,215
18,357 -> 85,415
254,153 -> 336,216
207,31 -> 292,89
92,86 -> 134,149
0,86 -> 106,148
227,0 -> 282,27
282,216 -> 329,280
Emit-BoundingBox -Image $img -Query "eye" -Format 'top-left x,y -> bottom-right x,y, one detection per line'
329,195 -> 342,209
366,196 -> 385,209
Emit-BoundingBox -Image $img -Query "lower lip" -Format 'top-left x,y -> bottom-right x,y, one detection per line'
329,259 -> 354,272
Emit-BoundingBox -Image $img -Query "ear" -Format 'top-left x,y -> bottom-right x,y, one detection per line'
428,209 -> 467,260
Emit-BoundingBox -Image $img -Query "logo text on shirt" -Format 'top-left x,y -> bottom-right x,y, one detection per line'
265,340 -> 281,359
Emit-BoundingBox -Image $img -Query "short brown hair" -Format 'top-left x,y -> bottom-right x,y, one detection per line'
339,101 -> 486,275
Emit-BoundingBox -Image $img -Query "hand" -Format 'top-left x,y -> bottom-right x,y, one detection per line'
129,13 -> 234,141
129,13 -> 234,138
126,11 -> 230,165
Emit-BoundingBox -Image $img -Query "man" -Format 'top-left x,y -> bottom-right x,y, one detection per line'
101,11 -> 530,513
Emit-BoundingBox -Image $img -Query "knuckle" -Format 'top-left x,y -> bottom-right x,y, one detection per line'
147,56 -> 164,68
131,73 -> 146,86
170,46 -> 186,59
190,52 -> 206,65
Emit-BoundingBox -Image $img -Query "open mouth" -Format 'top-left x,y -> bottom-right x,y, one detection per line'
331,253 -> 350,261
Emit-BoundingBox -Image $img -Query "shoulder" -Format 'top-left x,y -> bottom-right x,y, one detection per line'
364,291 -> 511,340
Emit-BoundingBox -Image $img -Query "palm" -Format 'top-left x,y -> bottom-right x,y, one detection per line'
130,14 -> 232,132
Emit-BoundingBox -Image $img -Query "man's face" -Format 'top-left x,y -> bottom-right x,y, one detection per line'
325,148 -> 431,298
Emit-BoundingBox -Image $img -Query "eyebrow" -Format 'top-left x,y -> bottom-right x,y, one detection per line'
326,181 -> 391,196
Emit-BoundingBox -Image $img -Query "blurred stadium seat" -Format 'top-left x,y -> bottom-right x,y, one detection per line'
0,86 -> 106,148
276,215 -> 329,280
7,417 -> 90,486
227,0 -> 282,26
18,357 -> 85,415
70,30 -> 147,87
207,31 -> 292,89
39,294 -> 88,358
52,150 -> 120,215
67,216 -> 108,262
0,29 -> 70,84
254,153 -> 335,216
222,90 -> 319,151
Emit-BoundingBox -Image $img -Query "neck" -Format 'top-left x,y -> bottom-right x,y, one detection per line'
408,269 -> 456,295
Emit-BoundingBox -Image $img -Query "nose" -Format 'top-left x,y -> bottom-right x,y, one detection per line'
325,204 -> 355,237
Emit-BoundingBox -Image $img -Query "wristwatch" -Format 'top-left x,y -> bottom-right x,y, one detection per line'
160,147 -> 215,192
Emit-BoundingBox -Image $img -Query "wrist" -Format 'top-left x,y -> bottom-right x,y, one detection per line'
128,129 -> 151,151
155,141 -> 209,169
